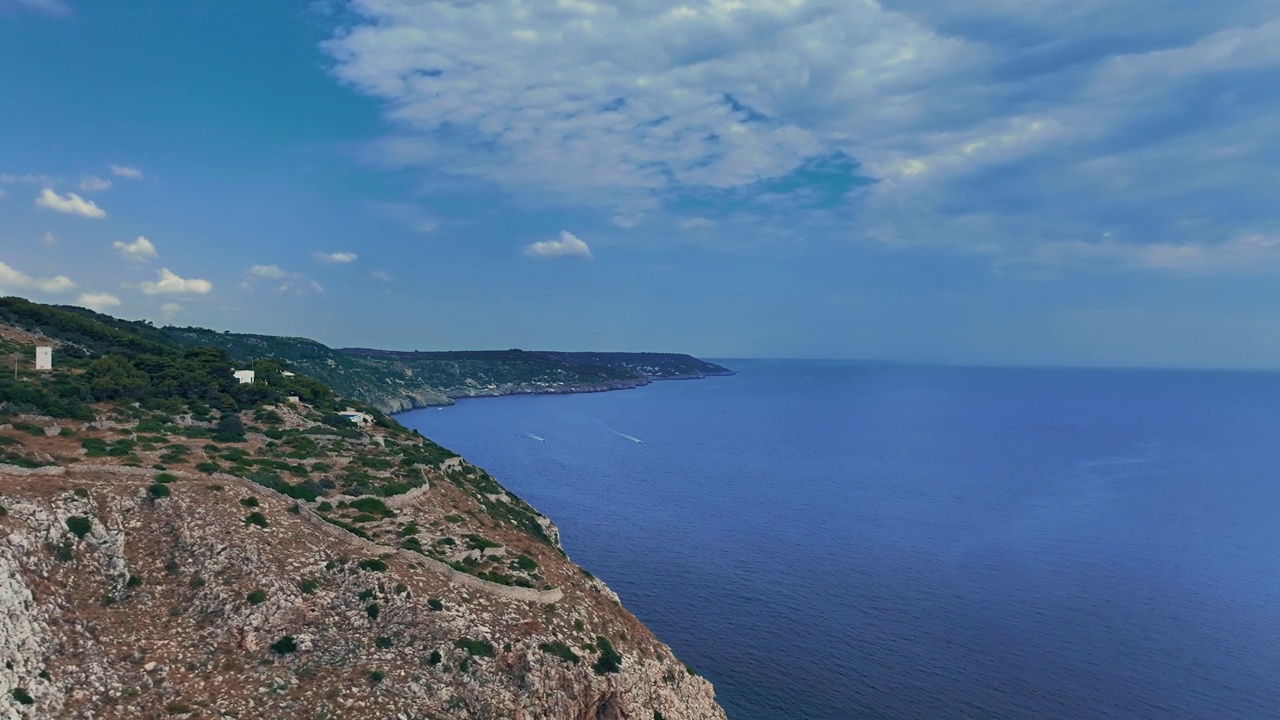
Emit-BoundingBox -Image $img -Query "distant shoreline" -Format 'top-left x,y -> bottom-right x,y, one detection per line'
390,368 -> 737,414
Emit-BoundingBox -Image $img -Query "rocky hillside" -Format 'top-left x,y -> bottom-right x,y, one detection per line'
0,297 -> 726,719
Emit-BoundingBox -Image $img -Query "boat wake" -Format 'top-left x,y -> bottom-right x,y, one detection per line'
612,431 -> 643,444
524,432 -> 546,442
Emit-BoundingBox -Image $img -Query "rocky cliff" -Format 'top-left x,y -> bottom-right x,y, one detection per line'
0,410 -> 726,719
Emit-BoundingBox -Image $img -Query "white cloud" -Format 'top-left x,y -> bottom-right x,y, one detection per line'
77,292 -> 121,312
243,264 -> 323,294
34,188 -> 106,219
110,165 -> 144,179
680,217 -> 715,229
139,268 -> 212,295
1,0 -> 71,17
160,302 -> 183,319
417,219 -> 438,233
79,176 -> 111,192
0,173 -> 53,185
315,251 -> 358,263
323,0 -> 968,208
324,0 -> 1280,275
1006,234 -> 1280,275
369,269 -> 394,283
113,236 -> 159,262
248,264 -> 287,279
40,231 -> 56,246
524,231 -> 594,259
0,260 -> 76,293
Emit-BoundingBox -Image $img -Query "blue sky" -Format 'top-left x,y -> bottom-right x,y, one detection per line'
2,0 -> 1279,367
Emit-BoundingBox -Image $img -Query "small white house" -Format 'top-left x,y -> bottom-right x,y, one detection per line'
339,408 -> 373,427
281,371 -> 296,378
233,369 -> 256,384
35,346 -> 52,371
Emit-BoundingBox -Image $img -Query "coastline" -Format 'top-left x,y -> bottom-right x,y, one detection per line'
385,368 -> 738,415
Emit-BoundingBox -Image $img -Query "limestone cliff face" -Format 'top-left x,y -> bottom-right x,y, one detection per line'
0,418 -> 725,719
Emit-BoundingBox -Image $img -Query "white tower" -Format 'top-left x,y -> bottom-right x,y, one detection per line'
35,346 -> 52,371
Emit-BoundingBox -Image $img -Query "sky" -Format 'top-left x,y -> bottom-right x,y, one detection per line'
2,0 -> 1279,368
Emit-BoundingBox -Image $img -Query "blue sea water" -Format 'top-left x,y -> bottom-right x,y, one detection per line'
398,362 -> 1280,720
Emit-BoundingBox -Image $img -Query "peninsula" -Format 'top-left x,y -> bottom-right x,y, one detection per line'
165,328 -> 735,414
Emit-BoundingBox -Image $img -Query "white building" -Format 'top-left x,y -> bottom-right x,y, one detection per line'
35,346 -> 52,371
233,369 -> 256,384
281,371 -> 296,377
340,408 -> 373,427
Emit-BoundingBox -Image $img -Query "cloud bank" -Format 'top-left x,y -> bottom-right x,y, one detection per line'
325,0 -> 1280,275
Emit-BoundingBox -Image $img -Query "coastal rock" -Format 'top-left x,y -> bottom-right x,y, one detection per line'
0,458 -> 725,719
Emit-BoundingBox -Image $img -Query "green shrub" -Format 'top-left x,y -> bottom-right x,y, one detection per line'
357,558 -> 388,572
427,650 -> 442,666
244,512 -> 268,528
375,636 -> 393,649
11,687 -> 34,705
246,588 -> 267,605
269,636 -> 297,654
573,619 -> 585,632
348,497 -> 392,517
592,637 -> 622,675
444,514 -> 465,524
194,462 -> 219,474
538,641 -> 580,664
126,575 -> 143,588
514,554 -> 538,572
148,483 -> 171,498
366,603 -> 380,620
427,597 -> 444,611
316,501 -> 333,512
453,637 -> 494,657
189,576 -> 206,590
239,496 -> 260,508
298,578 -> 321,594
368,670 -> 385,683
65,515 -> 92,539
155,473 -> 178,484
73,487 -> 89,498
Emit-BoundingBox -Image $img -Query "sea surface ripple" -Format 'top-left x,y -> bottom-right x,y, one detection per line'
400,363 -> 1280,720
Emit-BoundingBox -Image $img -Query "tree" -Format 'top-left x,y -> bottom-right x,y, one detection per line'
85,355 -> 149,401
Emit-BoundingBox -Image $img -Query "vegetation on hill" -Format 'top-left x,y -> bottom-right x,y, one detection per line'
0,296 -> 728,719
163,327 -> 451,413
163,326 -> 732,413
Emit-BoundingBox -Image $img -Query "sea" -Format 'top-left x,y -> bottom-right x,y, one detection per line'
397,361 -> 1280,720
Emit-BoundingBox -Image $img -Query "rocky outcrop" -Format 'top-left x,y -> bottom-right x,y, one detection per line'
0,464 -> 725,719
